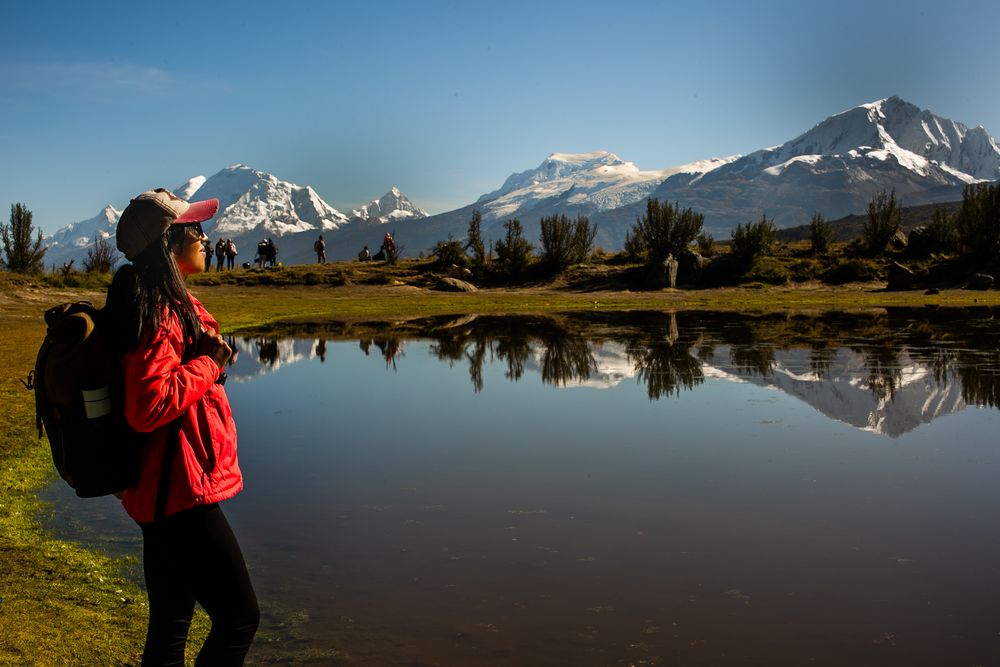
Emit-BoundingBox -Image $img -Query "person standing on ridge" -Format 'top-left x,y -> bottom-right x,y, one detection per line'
314,234 -> 326,263
107,188 -> 258,665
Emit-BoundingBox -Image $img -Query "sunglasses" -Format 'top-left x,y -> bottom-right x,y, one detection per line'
174,222 -> 206,239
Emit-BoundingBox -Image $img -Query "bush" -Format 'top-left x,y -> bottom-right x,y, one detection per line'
808,212 -> 835,254
822,258 -> 880,284
627,198 -> 704,263
863,189 -> 902,254
730,215 -> 776,265
695,232 -> 715,256
432,235 -> 468,267
956,181 -> 1000,262
539,214 -> 596,271
83,236 -> 120,273
925,207 -> 959,252
493,219 -> 532,276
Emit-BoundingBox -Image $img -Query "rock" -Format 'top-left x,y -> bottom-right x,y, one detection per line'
677,249 -> 705,285
906,226 -> 934,257
435,277 -> 478,292
886,261 -> 916,291
924,287 -> 940,295
890,230 -> 908,250
966,273 -> 995,290
665,254 -> 679,289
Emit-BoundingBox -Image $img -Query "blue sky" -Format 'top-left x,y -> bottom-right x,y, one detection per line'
2,0 -> 999,235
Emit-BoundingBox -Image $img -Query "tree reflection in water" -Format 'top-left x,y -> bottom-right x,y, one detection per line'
238,307 -> 1000,411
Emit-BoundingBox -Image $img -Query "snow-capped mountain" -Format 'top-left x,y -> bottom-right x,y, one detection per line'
43,205 -> 121,268
350,187 -> 429,225
476,150 -> 734,222
190,163 -> 350,239
615,96 -> 1000,236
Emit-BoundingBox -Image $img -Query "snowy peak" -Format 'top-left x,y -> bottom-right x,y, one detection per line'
44,204 -> 121,252
350,186 -> 429,224
473,150 -> 732,223
758,96 -> 1000,182
175,175 -> 207,201
187,164 -> 350,238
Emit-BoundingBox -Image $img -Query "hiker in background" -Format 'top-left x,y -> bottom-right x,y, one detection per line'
266,238 -> 278,267
358,245 -> 370,261
314,235 -> 326,263
215,238 -> 226,271
225,238 -> 238,270
203,239 -> 213,270
106,188 -> 258,665
383,232 -> 396,259
256,239 -> 268,268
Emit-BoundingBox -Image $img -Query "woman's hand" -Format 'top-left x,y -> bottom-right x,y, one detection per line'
196,330 -> 233,369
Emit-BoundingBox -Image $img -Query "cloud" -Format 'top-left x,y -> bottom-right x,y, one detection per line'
1,60 -> 191,99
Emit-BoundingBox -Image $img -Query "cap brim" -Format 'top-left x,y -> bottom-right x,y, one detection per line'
173,198 -> 219,224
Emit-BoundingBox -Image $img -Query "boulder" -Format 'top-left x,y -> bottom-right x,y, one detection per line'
886,262 -> 916,291
677,249 -> 706,285
906,226 -> 934,257
889,229 -> 908,250
966,273 -> 995,291
435,277 -> 478,292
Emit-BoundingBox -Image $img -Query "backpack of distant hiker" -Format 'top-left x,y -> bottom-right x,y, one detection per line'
27,302 -> 143,497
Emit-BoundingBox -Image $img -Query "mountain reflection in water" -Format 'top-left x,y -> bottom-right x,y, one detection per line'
42,307 -> 1000,666
231,308 -> 1000,437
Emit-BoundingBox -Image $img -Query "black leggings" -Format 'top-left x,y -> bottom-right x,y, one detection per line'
139,503 -> 259,666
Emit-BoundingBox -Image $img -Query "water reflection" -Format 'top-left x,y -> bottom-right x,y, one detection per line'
231,308 -> 1000,437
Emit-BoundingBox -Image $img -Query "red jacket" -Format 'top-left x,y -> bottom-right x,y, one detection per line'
119,295 -> 242,523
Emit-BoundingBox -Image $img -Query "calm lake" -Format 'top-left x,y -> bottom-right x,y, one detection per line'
43,308 -> 1000,666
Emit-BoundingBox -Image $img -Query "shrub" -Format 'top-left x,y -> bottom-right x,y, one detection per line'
83,236 -> 120,273
925,207 -> 959,252
822,258 -> 880,284
432,235 -> 468,267
730,215 -> 776,265
808,212 -> 835,254
863,189 -> 902,254
539,214 -> 597,271
493,218 -> 532,276
956,181 -> 1000,261
695,232 -> 715,257
627,198 -> 704,263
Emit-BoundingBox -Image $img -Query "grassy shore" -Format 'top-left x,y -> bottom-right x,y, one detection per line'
2,268 -> 999,665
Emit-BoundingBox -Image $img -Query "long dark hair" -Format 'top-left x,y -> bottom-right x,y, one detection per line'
107,227 -> 200,355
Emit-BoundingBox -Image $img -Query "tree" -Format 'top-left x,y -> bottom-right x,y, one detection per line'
730,215 -> 776,265
539,213 -> 597,271
465,209 -> 486,268
1,203 -> 46,272
956,181 -> 1000,261
83,236 -> 121,273
627,198 -> 703,263
863,189 -> 901,254
808,212 -> 835,254
493,218 -> 532,276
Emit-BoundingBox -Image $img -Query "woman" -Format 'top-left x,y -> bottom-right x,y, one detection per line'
108,188 -> 258,666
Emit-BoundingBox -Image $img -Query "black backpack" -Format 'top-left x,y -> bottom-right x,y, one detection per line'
28,301 -> 143,497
